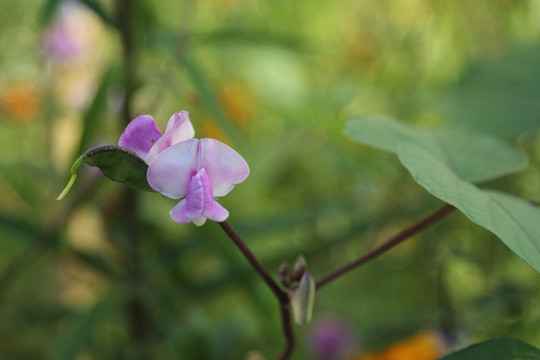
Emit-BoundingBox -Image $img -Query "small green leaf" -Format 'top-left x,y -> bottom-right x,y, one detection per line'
57,145 -> 154,200
398,143 -> 540,274
345,115 -> 527,183
290,271 -> 316,325
440,337 -> 540,360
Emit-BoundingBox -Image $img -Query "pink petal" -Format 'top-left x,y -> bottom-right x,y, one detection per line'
147,139 -> 198,199
170,172 -> 204,223
202,200 -> 229,222
165,110 -> 190,133
146,111 -> 195,163
118,115 -> 162,160
199,168 -> 229,222
198,139 -> 250,197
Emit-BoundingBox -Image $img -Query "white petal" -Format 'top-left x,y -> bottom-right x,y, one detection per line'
147,139 -> 198,199
193,215 -> 207,226
146,111 -> 195,163
198,139 -> 250,197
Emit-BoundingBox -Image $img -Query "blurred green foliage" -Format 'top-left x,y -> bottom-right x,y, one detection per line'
0,0 -> 539,359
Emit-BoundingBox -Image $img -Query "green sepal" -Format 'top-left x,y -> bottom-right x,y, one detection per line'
57,145 -> 155,200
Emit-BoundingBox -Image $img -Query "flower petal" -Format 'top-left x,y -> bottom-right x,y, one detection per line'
199,168 -> 229,222
118,115 -> 162,160
169,171 -> 204,223
146,111 -> 195,163
193,216 -> 207,226
165,110 -> 190,133
147,139 -> 198,198
198,138 -> 250,197
202,200 -> 229,222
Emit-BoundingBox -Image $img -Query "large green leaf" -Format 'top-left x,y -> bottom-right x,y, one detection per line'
57,145 -> 154,200
440,338 -> 540,360
397,143 -> 540,274
440,46 -> 540,137
345,115 -> 527,183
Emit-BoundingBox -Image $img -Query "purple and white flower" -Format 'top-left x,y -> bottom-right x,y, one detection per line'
119,111 -> 249,226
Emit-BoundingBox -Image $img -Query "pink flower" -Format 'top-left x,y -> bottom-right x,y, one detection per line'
118,111 -> 195,163
147,138 -> 249,226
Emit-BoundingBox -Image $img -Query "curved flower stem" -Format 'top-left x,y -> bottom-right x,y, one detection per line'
316,204 -> 455,290
218,221 -> 293,359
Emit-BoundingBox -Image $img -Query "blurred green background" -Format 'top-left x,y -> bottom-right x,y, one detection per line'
0,0 -> 539,359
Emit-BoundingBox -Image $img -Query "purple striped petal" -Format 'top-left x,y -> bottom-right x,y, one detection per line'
198,139 -> 250,197
147,139 -> 198,199
170,171 -> 204,224
146,111 -> 195,163
118,115 -> 162,159
199,168 -> 229,222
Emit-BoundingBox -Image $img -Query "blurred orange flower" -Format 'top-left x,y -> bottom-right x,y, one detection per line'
201,117 -> 229,144
218,82 -> 254,125
354,331 -> 446,360
0,82 -> 43,123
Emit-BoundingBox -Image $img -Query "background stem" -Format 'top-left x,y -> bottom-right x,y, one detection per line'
115,0 -> 150,357
315,204 -> 455,290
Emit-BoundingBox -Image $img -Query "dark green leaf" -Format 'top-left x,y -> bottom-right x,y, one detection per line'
440,337 -> 540,360
57,145 -> 154,200
74,68 -> 119,161
82,146 -> 153,191
51,300 -> 109,360
39,0 -> 62,26
70,249 -> 120,278
345,115 -> 527,183
78,0 -> 115,26
398,143 -> 540,274
194,29 -> 308,51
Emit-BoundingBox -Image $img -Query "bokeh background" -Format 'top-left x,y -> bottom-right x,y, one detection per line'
1,0 -> 540,359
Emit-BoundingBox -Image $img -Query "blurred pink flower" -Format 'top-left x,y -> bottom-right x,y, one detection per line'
41,1 -> 94,62
42,21 -> 81,61
308,316 -> 356,360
